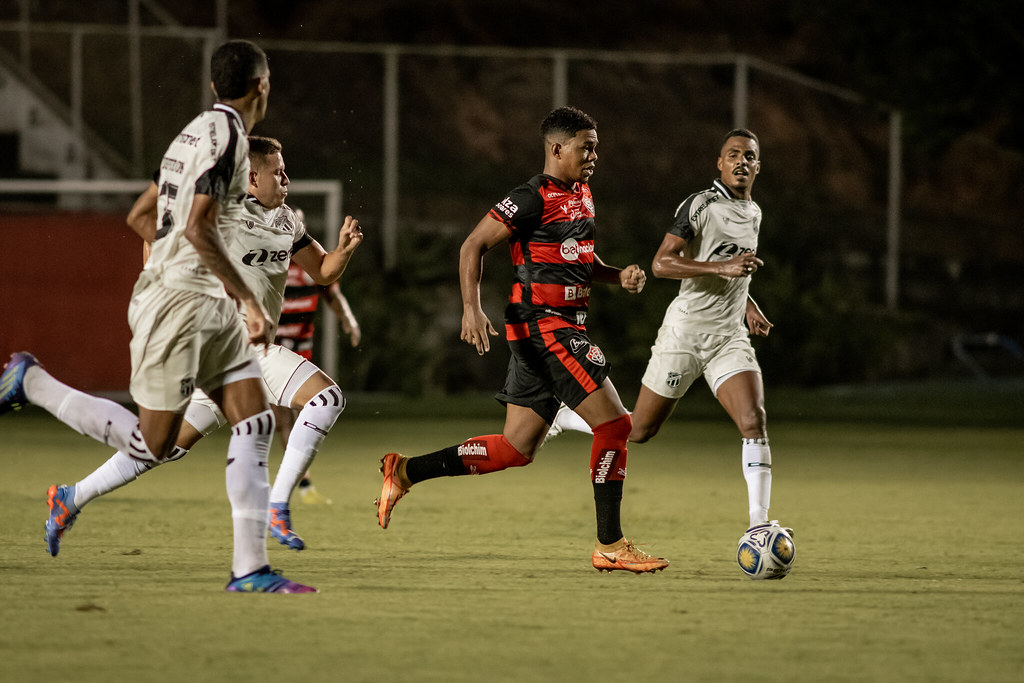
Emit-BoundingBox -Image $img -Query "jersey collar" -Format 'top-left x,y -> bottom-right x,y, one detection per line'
213,102 -> 244,128
712,178 -> 739,199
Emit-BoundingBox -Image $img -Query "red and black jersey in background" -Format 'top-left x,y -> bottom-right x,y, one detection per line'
488,174 -> 596,339
275,262 -> 319,360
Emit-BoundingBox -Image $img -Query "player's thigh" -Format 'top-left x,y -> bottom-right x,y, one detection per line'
573,378 -> 629,428
214,376 -> 270,426
257,343 -> 322,408
640,325 -> 708,401
704,334 -> 762,398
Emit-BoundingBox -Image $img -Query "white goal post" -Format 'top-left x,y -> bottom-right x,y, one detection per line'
0,178 -> 344,382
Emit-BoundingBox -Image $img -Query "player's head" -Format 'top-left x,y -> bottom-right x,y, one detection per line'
211,40 -> 270,121
717,128 -> 760,198
540,106 -> 599,185
248,135 -> 288,209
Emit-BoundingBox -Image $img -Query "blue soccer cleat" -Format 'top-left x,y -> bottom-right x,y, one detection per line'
268,502 -> 305,550
225,565 -> 317,593
0,352 -> 39,415
45,484 -> 79,557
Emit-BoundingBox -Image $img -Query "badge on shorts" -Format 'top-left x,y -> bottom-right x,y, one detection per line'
666,372 -> 681,389
180,377 -> 195,398
586,345 -> 606,366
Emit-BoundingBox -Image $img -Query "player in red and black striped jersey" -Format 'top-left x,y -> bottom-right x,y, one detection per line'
374,106 -> 668,573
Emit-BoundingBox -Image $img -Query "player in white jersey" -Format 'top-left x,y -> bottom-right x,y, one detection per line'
30,136 -> 363,555
546,129 -> 786,535
1,41 -> 317,593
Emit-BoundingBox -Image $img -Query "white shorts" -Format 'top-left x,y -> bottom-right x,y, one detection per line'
641,326 -> 761,400
187,342 -> 320,428
128,282 -> 254,412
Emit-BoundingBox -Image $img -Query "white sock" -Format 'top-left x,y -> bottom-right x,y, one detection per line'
226,409 -> 274,577
270,386 -> 344,504
742,437 -> 772,527
24,365 -> 139,453
554,405 -> 594,435
72,445 -> 188,509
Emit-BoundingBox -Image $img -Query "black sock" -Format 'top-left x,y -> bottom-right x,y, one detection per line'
593,480 -> 624,545
405,445 -> 467,484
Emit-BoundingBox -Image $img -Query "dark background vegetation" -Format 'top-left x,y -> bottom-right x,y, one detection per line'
2,1 -> 1021,395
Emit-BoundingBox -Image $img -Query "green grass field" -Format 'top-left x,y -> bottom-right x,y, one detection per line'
1,384 -> 1022,682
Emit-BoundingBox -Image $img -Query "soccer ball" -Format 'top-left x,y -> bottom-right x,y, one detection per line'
737,522 -> 795,580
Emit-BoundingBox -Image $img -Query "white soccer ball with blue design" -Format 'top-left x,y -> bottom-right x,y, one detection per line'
737,521 -> 795,580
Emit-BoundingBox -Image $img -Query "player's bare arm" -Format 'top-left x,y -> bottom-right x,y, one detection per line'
291,215 -> 364,285
746,296 -> 773,337
459,214 -> 508,355
126,182 -> 159,243
184,193 -> 272,345
651,232 -> 763,280
324,283 -> 361,346
592,255 -> 646,294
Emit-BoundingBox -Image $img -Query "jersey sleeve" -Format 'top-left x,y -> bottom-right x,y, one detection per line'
667,192 -> 701,242
288,206 -> 314,254
193,114 -> 241,204
488,183 -> 543,237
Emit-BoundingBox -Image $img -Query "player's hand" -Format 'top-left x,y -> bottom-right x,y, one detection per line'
461,307 -> 498,356
337,216 -> 364,256
620,264 -> 646,294
718,253 -> 764,279
244,298 -> 273,349
746,302 -> 773,337
344,319 -> 362,347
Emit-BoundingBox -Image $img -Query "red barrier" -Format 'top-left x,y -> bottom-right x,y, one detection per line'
0,212 -> 141,393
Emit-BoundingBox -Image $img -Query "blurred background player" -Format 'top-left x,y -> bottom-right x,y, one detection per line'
546,129 -> 786,537
31,136 -> 363,557
0,41 -> 319,592
273,208 -> 361,505
374,106 -> 668,574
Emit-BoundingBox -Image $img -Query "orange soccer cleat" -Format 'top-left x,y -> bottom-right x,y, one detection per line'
592,538 -> 669,574
374,452 -> 409,529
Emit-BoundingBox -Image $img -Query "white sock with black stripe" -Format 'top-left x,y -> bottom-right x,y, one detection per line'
73,444 -> 188,509
270,385 -> 345,504
742,437 -> 772,527
226,409 -> 275,577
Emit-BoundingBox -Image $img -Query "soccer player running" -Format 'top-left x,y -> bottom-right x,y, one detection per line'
547,129 -> 787,537
33,136 -> 363,555
0,41 -> 317,593
375,106 -> 669,574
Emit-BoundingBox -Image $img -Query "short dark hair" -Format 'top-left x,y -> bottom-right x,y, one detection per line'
248,135 -> 282,170
722,128 -> 759,149
211,40 -> 268,100
540,106 -> 597,142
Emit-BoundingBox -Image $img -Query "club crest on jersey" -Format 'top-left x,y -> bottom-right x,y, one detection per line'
586,345 -> 606,366
582,195 -> 595,214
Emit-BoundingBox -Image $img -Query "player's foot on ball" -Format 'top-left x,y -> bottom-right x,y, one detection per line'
0,351 -> 39,415
225,565 -> 318,593
592,538 -> 669,574
45,484 -> 79,557
374,452 -> 409,529
268,502 -> 305,550
748,520 -> 793,538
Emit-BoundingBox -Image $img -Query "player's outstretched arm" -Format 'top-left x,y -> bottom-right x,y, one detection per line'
293,216 -> 364,286
322,283 -> 361,347
459,214 -> 507,355
592,255 -> 646,294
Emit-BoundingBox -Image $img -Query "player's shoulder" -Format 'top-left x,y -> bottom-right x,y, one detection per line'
674,185 -> 718,220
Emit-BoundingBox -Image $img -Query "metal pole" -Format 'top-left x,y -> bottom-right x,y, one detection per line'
733,54 -> 748,130
382,47 -> 400,272
552,51 -> 568,108
128,0 -> 144,175
885,110 -> 903,311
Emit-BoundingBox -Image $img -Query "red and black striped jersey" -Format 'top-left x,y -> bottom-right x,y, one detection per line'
488,174 -> 596,328
275,261 -> 319,359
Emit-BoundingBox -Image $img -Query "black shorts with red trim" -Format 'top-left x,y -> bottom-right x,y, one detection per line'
494,312 -> 610,424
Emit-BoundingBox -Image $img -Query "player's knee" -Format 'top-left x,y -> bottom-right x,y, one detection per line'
735,406 -> 767,438
594,413 -> 632,444
629,420 -> 660,444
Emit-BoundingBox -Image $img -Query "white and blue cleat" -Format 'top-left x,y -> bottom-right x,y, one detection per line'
0,351 -> 39,415
269,502 -> 305,551
225,566 -> 317,593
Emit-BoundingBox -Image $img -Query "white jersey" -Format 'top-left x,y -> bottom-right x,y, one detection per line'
142,103 -> 250,297
234,197 -> 313,337
663,179 -> 762,334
